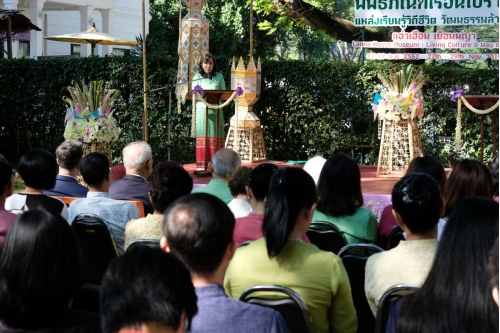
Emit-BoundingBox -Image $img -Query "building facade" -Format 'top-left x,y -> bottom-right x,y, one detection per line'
0,0 -> 150,58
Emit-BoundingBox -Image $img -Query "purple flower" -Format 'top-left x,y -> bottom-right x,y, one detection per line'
85,131 -> 90,137
406,109 -> 411,115
450,88 -> 463,102
236,87 -> 244,96
192,85 -> 203,95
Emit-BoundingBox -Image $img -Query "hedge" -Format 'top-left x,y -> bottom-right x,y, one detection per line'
0,55 -> 497,167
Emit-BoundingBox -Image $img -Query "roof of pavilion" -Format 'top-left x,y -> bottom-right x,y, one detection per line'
0,9 -> 41,33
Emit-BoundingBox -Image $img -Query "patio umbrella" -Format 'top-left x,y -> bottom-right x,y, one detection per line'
44,23 -> 139,56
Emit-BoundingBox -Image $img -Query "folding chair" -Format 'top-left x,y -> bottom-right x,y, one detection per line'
338,243 -> 384,333
306,221 -> 346,255
238,240 -> 253,248
374,285 -> 419,333
71,213 -> 119,285
387,226 -> 405,250
239,285 -> 315,333
127,238 -> 160,251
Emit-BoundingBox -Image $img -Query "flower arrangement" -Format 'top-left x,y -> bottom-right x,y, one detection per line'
373,65 -> 427,121
63,80 -> 121,143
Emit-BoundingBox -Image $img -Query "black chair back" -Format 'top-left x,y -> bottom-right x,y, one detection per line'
71,214 -> 119,285
374,285 -> 419,333
338,243 -> 384,333
239,285 -> 315,333
238,240 -> 253,248
387,226 -> 405,250
127,239 -> 160,251
306,221 -> 346,255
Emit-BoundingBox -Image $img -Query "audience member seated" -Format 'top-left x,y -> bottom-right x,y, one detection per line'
312,154 -> 378,244
443,159 -> 492,219
68,153 -> 140,254
227,166 -> 252,218
44,140 -> 89,197
491,154 -> 499,202
488,237 -> 499,306
365,173 -> 441,316
303,155 -> 326,185
192,148 -> 241,204
161,193 -> 290,333
378,156 -> 447,247
233,163 -> 309,246
100,246 -> 198,333
124,161 -> 193,250
386,198 -> 499,333
5,148 -> 68,220
224,168 -> 357,333
0,208 -> 100,331
109,141 -> 154,215
0,155 -> 16,246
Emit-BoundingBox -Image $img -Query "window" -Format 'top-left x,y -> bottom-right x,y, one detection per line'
71,44 -> 81,57
18,42 -> 29,58
113,48 -> 130,56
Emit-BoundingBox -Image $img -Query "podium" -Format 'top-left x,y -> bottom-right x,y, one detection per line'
189,90 -> 234,176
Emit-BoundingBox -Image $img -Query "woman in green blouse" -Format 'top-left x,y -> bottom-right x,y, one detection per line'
313,154 -> 378,245
193,53 -> 226,169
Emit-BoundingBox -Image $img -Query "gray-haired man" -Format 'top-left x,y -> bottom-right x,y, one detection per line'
192,148 -> 241,203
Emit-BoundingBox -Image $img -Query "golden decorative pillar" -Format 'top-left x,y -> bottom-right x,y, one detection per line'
225,56 -> 267,162
176,0 -> 210,103
82,140 -> 112,165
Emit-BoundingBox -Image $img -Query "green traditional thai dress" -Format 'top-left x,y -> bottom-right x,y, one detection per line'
193,72 -> 226,168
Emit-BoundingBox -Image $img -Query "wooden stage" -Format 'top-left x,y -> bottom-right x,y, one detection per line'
184,162 -> 400,195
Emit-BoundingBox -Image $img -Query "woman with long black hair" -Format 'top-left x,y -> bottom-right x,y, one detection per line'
224,167 -> 357,333
387,197 -> 499,333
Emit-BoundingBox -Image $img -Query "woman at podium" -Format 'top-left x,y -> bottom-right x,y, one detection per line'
193,53 -> 226,169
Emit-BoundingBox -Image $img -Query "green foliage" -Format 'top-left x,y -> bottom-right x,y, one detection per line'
0,56 -> 497,167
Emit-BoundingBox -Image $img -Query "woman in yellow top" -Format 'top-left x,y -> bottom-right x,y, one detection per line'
224,167 -> 358,333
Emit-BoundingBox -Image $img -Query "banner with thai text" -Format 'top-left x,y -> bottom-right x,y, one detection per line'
352,29 -> 499,49
365,53 -> 499,60
354,0 -> 499,28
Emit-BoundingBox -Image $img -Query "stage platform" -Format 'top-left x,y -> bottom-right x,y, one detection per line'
184,162 -> 399,195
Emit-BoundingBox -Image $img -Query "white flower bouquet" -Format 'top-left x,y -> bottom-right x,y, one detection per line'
63,80 -> 121,143
373,65 -> 426,121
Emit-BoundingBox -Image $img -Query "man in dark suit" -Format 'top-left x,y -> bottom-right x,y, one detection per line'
109,141 -> 154,215
44,140 -> 88,197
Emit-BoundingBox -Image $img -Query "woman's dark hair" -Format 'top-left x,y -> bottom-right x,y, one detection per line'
491,154 -> 499,197
197,53 -> 219,77
392,173 -> 442,234
18,148 -> 58,190
263,167 -> 317,258
100,247 -> 197,333
247,163 -> 279,201
316,154 -> 363,217
228,166 -> 253,197
0,208 -> 84,329
397,198 -> 499,333
148,161 -> 193,213
443,159 -> 492,217
406,156 -> 447,195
